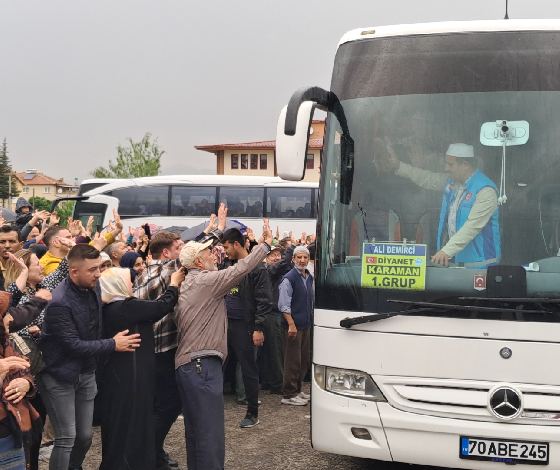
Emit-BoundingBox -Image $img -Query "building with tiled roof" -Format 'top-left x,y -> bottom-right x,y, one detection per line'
12,169 -> 79,204
195,120 -> 324,182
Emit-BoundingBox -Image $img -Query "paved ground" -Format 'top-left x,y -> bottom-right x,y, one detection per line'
39,384 -> 456,469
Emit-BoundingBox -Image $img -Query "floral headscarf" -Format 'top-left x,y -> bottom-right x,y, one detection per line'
99,268 -> 132,304
212,245 -> 226,266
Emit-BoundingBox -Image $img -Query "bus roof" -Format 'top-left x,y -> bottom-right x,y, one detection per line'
338,19 -> 560,47
82,174 -> 318,196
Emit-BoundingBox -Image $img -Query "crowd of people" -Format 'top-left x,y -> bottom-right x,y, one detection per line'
0,196 -> 316,470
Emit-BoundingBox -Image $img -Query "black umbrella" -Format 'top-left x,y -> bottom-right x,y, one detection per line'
0,208 -> 17,222
180,220 -> 246,242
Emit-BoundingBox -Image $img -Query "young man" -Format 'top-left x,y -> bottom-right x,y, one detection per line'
0,225 -> 23,288
278,245 -> 314,406
174,209 -> 273,470
40,226 -> 74,275
220,228 -> 273,427
133,231 -> 184,470
262,244 -> 295,394
38,244 -> 141,470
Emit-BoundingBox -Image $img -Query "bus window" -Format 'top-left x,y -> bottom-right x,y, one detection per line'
219,187 -> 264,217
170,186 -> 217,217
266,188 -> 313,218
73,201 -> 108,233
111,186 -> 170,217
78,182 -> 108,196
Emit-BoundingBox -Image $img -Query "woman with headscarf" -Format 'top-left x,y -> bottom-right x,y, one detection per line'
0,291 -> 40,470
119,251 -> 145,282
98,267 -> 184,470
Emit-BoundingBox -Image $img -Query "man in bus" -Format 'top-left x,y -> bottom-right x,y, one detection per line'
379,143 -> 500,268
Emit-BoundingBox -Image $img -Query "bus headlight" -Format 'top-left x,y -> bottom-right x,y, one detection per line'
314,365 -> 386,402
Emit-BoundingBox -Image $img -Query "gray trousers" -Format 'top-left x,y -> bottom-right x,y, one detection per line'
36,372 -> 97,470
176,356 -> 225,470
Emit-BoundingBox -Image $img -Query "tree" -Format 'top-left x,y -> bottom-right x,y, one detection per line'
56,201 -> 75,227
28,196 -> 51,212
0,139 -> 11,204
90,132 -> 164,178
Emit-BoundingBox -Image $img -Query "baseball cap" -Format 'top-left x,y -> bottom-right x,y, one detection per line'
179,239 -> 214,268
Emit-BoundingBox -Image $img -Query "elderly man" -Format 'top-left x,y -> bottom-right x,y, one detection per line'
174,206 -> 273,470
381,142 -> 500,268
278,246 -> 314,406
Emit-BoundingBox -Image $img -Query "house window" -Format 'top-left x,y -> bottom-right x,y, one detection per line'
260,154 -> 267,170
44,187 -> 51,194
306,153 -> 314,170
22,187 -> 29,194
250,154 -> 258,169
231,154 -> 239,169
241,154 -> 248,169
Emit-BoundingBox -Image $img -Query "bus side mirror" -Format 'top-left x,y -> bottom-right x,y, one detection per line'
276,101 -> 316,181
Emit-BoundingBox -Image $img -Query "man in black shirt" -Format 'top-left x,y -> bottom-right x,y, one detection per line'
221,228 -> 273,428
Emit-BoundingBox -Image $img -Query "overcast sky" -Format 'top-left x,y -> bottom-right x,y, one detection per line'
1,0 -> 559,184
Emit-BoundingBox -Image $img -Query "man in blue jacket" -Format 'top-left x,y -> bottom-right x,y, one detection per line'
38,244 -> 141,470
278,245 -> 313,406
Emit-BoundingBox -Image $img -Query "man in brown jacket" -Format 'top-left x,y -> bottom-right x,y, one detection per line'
174,207 -> 273,470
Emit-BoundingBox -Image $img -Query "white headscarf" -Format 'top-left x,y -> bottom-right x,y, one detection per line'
99,268 -> 132,304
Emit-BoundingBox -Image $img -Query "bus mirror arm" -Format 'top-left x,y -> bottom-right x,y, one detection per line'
282,86 -> 354,204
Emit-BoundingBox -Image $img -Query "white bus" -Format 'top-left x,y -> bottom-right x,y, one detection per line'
275,20 -> 560,468
58,175 -> 318,236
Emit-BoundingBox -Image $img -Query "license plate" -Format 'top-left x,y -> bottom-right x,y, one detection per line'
460,436 -> 549,465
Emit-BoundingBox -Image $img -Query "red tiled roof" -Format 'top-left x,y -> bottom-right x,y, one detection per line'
14,172 -> 73,187
196,138 -> 323,153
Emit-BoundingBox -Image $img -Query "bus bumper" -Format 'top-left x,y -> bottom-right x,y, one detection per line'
311,380 -> 560,468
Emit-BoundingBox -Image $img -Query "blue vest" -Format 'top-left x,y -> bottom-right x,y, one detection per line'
437,169 -> 501,267
281,268 -> 314,330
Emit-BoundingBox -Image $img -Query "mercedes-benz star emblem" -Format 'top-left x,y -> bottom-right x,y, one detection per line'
488,386 -> 523,420
500,347 -> 512,359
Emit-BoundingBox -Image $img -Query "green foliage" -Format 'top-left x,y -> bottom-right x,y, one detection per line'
28,196 -> 51,212
0,139 -> 11,202
56,201 -> 75,227
90,132 -> 164,178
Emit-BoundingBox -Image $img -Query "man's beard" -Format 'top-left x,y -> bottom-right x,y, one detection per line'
296,264 -> 307,272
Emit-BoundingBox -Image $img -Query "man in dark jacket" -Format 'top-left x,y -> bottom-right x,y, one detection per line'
261,244 -> 295,394
37,244 -> 141,470
14,197 -> 34,231
220,228 -> 273,428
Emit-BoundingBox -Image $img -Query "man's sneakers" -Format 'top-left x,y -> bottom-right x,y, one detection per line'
299,391 -> 311,400
240,414 -> 260,428
281,396 -> 308,406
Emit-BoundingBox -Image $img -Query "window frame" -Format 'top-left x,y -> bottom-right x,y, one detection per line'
260,154 -> 267,170
44,187 -> 51,194
306,153 -> 314,170
250,154 -> 258,169
231,154 -> 239,169
241,154 -> 248,169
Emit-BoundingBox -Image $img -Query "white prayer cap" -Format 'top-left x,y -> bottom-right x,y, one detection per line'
446,143 -> 474,158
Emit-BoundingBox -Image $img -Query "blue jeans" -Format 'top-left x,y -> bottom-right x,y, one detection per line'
176,356 -> 225,470
36,372 -> 97,470
0,435 -> 25,469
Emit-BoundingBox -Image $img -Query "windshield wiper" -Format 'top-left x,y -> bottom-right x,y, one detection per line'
460,297 -> 560,304
340,308 -> 439,328
388,299 -> 549,315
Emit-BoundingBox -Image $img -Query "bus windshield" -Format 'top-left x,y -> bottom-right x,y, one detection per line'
317,31 -> 560,320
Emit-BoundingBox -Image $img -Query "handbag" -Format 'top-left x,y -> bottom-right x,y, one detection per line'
10,333 -> 46,376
